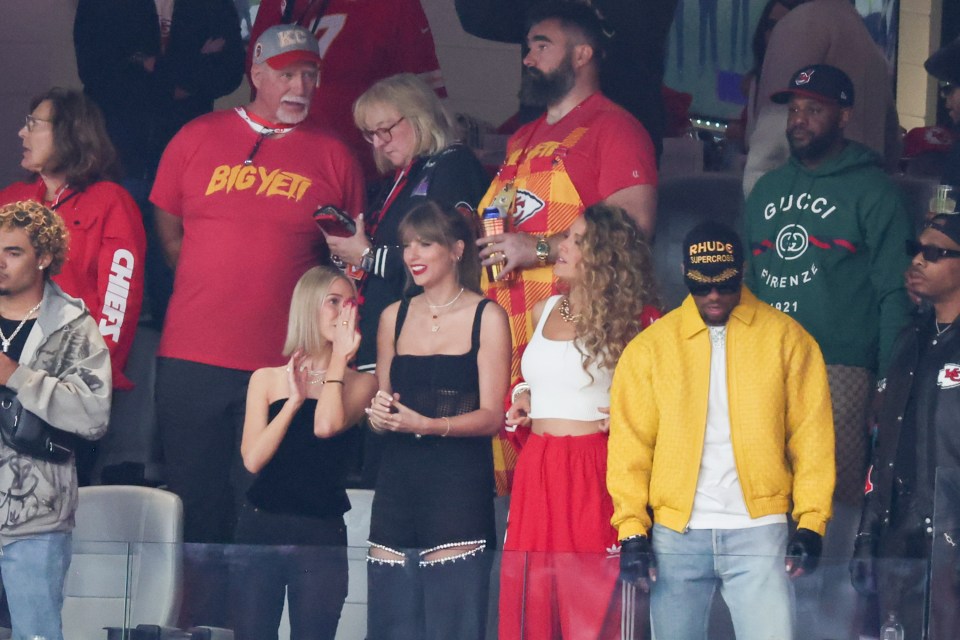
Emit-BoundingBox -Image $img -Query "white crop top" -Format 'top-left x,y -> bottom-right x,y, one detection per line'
520,296 -> 613,421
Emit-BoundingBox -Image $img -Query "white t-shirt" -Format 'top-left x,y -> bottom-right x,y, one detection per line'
687,325 -> 787,529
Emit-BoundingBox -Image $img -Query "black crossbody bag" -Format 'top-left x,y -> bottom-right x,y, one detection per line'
0,386 -> 76,463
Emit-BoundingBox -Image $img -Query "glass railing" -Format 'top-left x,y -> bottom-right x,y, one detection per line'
50,544 -> 948,639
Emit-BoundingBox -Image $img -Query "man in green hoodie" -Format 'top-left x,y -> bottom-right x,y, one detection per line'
744,63 -> 913,639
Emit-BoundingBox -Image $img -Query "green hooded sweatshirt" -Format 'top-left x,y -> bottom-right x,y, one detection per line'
743,141 -> 913,375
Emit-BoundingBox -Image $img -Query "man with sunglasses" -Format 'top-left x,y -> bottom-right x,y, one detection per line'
609,221 -> 835,639
851,214 -> 960,638
743,61 -> 913,640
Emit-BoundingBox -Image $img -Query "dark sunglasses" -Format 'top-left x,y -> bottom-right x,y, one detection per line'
688,282 -> 741,297
906,239 -> 960,262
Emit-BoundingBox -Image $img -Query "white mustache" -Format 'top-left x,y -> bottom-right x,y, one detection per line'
282,95 -> 309,105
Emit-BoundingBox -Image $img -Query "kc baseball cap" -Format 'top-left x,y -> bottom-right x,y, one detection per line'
252,24 -> 321,70
771,64 -> 854,107
683,221 -> 744,294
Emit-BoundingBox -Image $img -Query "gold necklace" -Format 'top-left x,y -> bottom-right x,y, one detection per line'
558,296 -> 581,323
424,287 -> 465,333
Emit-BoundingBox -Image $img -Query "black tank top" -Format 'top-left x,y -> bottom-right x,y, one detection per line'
369,298 -> 496,549
246,399 -> 351,518
389,298 -> 489,419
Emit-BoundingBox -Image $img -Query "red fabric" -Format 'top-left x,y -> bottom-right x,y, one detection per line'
247,0 -> 445,181
902,125 -> 955,158
500,432 -> 619,639
499,551 -> 621,640
0,180 -> 146,390
504,432 -> 617,552
504,93 -> 658,206
150,110 -> 365,371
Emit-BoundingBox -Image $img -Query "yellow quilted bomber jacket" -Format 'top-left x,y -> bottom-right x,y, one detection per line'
608,287 -> 835,538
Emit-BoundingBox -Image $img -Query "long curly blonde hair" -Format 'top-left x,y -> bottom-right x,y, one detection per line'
572,203 -> 660,373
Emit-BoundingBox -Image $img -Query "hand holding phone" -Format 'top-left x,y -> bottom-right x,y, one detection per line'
313,205 -> 357,238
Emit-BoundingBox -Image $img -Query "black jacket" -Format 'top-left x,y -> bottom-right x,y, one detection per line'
356,144 -> 490,371
858,308 -> 960,552
74,0 -> 245,179
454,0 -> 677,160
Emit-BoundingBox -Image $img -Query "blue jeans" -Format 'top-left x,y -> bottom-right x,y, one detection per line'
1,532 -> 72,640
650,523 -> 793,640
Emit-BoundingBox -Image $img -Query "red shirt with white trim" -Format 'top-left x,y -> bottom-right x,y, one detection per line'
150,109 -> 365,371
0,179 -> 146,390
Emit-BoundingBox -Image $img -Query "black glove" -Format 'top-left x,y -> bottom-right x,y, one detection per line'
620,535 -> 656,588
849,534 -> 877,595
785,528 -> 822,577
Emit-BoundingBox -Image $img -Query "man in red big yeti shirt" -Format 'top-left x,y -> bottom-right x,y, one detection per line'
150,24 -> 364,546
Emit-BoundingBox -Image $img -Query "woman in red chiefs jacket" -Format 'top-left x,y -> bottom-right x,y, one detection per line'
0,87 -> 146,391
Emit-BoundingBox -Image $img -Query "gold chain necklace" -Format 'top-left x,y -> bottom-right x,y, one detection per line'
424,287 -> 465,333
558,296 -> 581,323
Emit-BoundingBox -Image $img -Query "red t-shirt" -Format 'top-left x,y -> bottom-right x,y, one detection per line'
505,93 -> 658,205
0,179 -> 146,390
150,109 -> 365,371
248,0 -> 446,180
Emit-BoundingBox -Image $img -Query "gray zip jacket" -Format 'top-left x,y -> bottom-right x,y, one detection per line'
0,281 -> 111,544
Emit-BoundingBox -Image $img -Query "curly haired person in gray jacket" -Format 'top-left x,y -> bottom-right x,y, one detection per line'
0,200 -> 112,640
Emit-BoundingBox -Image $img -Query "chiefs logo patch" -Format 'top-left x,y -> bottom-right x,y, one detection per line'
513,190 -> 546,226
937,363 -> 960,388
864,465 -> 874,495
795,70 -> 815,86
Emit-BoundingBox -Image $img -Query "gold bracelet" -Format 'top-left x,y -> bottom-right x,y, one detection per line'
322,379 -> 344,385
442,416 -> 451,437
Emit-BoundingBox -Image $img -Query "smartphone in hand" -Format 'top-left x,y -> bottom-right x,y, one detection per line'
313,205 -> 357,237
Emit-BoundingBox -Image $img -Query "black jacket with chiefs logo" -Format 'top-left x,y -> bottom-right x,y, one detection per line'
858,307 -> 960,550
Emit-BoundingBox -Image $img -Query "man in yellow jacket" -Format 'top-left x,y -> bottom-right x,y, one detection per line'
608,221 -> 835,639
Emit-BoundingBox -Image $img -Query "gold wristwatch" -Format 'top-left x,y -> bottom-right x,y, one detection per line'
535,236 -> 550,267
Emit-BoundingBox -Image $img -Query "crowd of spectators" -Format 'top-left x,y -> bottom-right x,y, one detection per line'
0,1 -> 958,639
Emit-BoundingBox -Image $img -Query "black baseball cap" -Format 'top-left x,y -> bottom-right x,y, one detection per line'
926,36 -> 960,86
771,64 -> 855,107
683,222 -> 744,294
926,214 -> 960,247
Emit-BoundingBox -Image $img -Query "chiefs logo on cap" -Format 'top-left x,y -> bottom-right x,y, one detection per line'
795,70 -> 815,86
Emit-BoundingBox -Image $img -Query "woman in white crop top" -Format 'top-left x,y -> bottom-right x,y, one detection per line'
498,204 -> 661,640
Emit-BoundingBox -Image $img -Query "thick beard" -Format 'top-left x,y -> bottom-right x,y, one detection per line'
788,124 -> 842,164
519,56 -> 576,108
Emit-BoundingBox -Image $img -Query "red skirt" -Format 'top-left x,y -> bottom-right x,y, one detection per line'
499,432 -> 621,639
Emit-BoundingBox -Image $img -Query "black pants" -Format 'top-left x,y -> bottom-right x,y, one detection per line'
230,504 -> 349,640
157,359 -> 252,627
367,548 -> 492,640
156,357 -> 251,544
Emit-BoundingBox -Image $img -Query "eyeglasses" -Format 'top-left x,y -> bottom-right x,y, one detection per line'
940,84 -> 958,100
687,282 -> 741,297
906,239 -> 960,262
24,114 -> 52,132
361,117 -> 405,144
